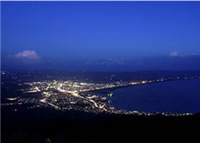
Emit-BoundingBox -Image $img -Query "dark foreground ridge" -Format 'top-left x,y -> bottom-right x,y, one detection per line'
2,108 -> 200,143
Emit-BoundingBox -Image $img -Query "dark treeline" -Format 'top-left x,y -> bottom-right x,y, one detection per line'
2,108 -> 200,143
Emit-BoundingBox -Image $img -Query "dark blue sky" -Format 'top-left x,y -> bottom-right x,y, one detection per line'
2,1 -> 200,71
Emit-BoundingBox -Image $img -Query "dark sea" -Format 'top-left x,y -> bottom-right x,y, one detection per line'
2,71 -> 200,114
111,79 -> 200,113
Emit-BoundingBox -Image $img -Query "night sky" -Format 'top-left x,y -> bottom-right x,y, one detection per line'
2,1 -> 200,71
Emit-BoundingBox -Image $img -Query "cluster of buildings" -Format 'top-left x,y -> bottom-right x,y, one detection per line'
2,73 -> 199,117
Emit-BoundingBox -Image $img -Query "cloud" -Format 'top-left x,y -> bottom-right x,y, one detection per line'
169,51 -> 179,57
15,50 -> 40,60
168,51 -> 200,57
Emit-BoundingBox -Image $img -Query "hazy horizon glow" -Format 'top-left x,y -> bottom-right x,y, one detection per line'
2,1 -> 200,71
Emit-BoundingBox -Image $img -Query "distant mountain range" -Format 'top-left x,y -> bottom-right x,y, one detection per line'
2,55 -> 200,72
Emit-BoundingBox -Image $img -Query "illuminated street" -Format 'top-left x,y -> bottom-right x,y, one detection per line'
2,71 -> 198,117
